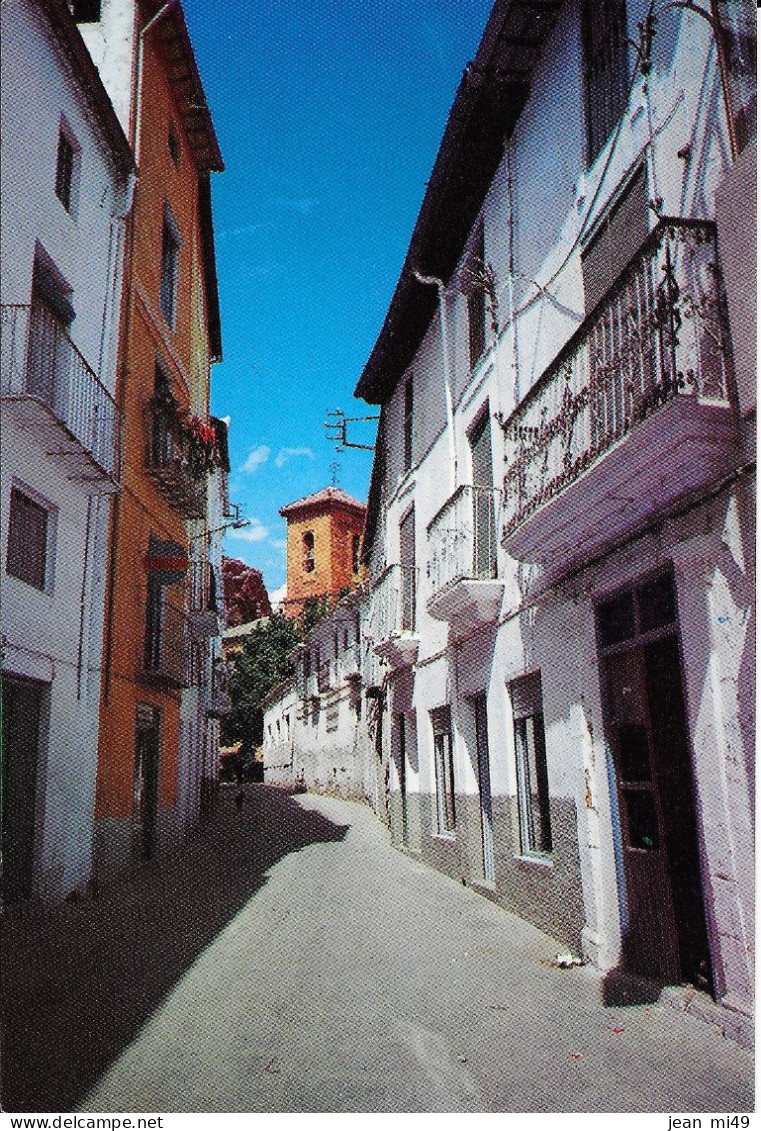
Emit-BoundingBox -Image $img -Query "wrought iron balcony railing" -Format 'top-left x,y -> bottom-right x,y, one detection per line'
371,564 -> 418,640
1,303 -> 122,480
185,560 -> 220,638
427,484 -> 501,599
144,398 -> 206,519
501,220 -> 733,544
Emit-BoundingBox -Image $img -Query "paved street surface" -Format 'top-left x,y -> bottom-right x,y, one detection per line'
1,787 -> 753,1113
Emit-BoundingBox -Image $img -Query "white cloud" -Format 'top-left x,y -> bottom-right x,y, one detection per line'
270,538 -> 288,551
277,197 -> 319,217
240,444 -> 270,473
269,582 -> 288,609
274,446 -> 314,468
228,518 -> 269,543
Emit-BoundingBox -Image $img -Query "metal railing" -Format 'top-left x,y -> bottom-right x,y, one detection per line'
143,598 -> 188,687
501,220 -> 732,539
144,399 -> 206,519
1,303 -> 122,479
207,661 -> 232,717
371,563 -> 418,640
427,484 -> 501,597
186,560 -> 218,613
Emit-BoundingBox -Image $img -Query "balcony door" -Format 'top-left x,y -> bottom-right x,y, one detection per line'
597,572 -> 712,990
470,414 -> 496,579
399,507 -> 415,631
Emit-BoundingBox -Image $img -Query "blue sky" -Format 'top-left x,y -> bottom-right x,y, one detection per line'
182,0 -> 494,598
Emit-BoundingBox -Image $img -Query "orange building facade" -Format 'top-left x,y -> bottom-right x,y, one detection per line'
279,487 -> 366,619
85,1 -> 225,879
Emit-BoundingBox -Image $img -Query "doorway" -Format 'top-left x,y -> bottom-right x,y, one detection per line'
597,570 -> 712,989
1,674 -> 46,902
398,713 -> 408,845
133,704 -> 161,861
474,693 -> 495,883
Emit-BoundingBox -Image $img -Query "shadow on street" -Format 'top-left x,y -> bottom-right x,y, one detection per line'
0,786 -> 348,1113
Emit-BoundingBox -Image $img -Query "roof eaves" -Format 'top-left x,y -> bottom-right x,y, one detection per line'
354,0 -> 562,405
40,0 -> 136,177
154,2 -> 224,173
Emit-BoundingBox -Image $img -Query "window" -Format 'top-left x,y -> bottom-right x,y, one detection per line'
302,531 -> 315,572
7,488 -> 50,591
403,378 -> 413,471
55,128 -> 76,213
159,208 -> 181,328
168,125 -> 180,166
72,0 -> 101,19
511,673 -> 552,857
582,0 -> 629,165
150,365 -> 176,468
581,165 -> 648,312
431,706 -> 456,835
352,533 -> 361,575
28,253 -> 75,404
467,220 -> 486,367
144,579 -> 165,671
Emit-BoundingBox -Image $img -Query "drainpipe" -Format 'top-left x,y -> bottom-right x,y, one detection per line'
412,270 -> 457,490
504,141 -> 521,410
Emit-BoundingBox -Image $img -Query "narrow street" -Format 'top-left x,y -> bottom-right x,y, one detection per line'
1,787 -> 752,1114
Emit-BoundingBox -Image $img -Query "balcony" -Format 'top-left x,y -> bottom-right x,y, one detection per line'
207,660 -> 232,717
1,303 -> 122,486
186,560 -> 220,639
144,399 -> 206,519
426,484 -> 504,626
143,598 -> 188,688
501,220 -> 738,569
370,564 -> 419,668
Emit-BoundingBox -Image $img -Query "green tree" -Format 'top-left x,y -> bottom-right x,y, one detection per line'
222,612 -> 301,748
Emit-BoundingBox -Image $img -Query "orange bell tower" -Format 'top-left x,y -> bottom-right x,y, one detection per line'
279,487 -> 366,618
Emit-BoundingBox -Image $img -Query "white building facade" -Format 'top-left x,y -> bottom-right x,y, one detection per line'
356,0 -> 755,1043
0,0 -> 134,901
263,590 -> 380,807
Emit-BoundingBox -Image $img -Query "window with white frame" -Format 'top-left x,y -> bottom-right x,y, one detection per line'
431,705 -> 456,835
511,672 -> 553,857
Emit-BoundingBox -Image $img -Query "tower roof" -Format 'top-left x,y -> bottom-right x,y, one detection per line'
279,486 -> 366,518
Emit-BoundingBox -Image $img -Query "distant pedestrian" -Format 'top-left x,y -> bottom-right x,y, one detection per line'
234,787 -> 247,813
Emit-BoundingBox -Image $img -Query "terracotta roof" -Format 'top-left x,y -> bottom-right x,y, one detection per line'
279,487 -> 367,517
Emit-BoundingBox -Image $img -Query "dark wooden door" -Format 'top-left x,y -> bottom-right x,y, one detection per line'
398,714 -> 408,845
598,573 -> 712,989
1,675 -> 44,902
474,693 -> 495,883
